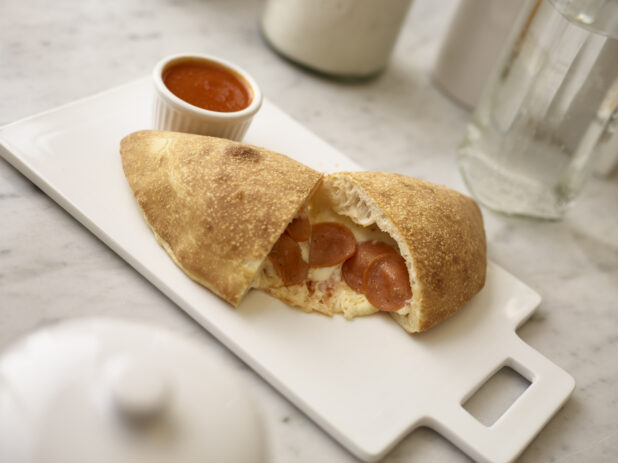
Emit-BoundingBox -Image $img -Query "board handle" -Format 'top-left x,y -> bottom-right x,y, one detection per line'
430,338 -> 574,463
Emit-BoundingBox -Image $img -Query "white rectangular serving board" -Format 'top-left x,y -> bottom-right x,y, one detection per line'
0,78 -> 574,463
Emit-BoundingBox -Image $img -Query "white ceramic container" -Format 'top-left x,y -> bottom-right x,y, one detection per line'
152,53 -> 262,141
262,0 -> 412,78
0,318 -> 268,463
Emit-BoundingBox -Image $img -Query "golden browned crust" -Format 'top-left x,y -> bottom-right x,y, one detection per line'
120,130 -> 323,306
337,172 -> 486,332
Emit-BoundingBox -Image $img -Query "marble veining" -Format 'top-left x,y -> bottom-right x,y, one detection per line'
1,0 -> 617,462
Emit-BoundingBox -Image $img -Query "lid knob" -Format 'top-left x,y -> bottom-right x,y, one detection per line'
106,355 -> 170,422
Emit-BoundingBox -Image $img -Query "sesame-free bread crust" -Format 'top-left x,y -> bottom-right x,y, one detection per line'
120,130 -> 322,306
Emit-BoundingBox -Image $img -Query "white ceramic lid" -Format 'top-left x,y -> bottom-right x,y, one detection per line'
0,318 -> 268,463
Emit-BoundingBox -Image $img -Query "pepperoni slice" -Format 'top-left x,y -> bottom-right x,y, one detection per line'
341,241 -> 398,293
308,222 -> 357,268
363,254 -> 412,311
285,214 -> 311,242
268,233 -> 308,286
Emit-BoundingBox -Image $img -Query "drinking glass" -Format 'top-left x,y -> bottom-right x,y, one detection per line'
458,0 -> 618,219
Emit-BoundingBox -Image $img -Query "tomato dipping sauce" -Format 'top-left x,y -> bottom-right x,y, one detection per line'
163,61 -> 252,113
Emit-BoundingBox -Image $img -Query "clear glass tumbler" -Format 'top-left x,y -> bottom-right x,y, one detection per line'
458,0 -> 618,219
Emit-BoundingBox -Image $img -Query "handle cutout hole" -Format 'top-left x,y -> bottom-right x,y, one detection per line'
463,366 -> 531,426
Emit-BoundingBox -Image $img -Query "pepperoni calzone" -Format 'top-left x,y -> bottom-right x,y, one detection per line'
254,172 -> 487,333
120,130 -> 322,305
120,131 -> 486,333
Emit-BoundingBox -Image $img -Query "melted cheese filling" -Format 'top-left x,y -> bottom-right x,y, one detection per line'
253,209 -> 411,318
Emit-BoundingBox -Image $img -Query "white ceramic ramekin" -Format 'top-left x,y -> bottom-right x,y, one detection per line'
152,53 -> 263,141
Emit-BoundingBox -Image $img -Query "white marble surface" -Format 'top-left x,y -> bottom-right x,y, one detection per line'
1,0 -> 617,462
